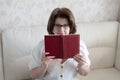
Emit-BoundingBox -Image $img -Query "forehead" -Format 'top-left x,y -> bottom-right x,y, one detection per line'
55,18 -> 68,24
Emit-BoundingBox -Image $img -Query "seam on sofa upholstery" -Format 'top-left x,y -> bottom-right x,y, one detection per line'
115,22 -> 120,71
1,33 -> 5,80
114,23 -> 119,67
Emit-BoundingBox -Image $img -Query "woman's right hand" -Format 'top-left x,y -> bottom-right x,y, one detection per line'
30,52 -> 55,79
41,52 -> 55,67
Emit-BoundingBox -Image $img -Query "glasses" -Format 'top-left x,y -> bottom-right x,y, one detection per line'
54,24 -> 69,29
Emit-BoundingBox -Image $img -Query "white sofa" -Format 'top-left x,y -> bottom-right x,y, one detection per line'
0,21 -> 120,80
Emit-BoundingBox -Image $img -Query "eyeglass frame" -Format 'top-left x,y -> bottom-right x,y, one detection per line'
54,24 -> 69,28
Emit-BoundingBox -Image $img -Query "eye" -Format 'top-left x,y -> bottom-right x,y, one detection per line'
55,24 -> 61,27
54,24 -> 60,27
63,24 -> 69,27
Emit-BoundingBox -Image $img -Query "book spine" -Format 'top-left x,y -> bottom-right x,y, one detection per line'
62,36 -> 66,59
60,36 -> 63,58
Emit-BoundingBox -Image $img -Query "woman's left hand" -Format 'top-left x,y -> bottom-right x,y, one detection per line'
73,53 -> 90,76
73,53 -> 87,66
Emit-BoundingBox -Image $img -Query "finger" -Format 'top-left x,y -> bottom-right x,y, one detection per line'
74,57 -> 85,64
75,54 -> 86,60
74,56 -> 79,62
77,53 -> 84,57
48,59 -> 54,62
74,55 -> 80,62
42,52 -> 50,58
45,52 -> 50,55
46,56 -> 55,59
43,57 -> 55,62
77,57 -> 86,62
74,55 -> 86,62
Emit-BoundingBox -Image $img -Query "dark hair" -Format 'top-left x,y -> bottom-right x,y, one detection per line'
47,8 -> 76,34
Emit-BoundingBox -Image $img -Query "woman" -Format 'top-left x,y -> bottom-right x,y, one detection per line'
29,7 -> 91,80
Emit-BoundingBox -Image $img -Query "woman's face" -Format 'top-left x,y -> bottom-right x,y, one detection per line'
53,18 -> 70,35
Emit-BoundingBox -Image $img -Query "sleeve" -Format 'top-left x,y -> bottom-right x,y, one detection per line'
28,40 -> 45,70
80,40 -> 91,66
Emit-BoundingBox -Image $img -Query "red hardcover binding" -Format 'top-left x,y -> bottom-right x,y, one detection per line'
44,34 -> 80,59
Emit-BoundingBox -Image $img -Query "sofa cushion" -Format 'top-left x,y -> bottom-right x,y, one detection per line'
76,21 -> 119,69
77,68 -> 120,80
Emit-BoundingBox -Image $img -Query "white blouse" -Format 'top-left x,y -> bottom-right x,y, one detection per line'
28,40 -> 90,80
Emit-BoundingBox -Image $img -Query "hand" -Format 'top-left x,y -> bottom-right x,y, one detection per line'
73,53 -> 87,66
74,53 -> 90,76
41,52 -> 55,67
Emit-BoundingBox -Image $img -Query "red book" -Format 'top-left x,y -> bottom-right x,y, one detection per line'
44,34 -> 80,59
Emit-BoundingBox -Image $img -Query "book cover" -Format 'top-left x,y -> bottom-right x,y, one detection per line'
44,34 -> 80,59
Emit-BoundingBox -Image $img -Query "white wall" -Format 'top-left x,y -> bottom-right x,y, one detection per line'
0,0 -> 120,32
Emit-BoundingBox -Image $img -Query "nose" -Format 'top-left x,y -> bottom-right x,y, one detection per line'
58,27 -> 65,35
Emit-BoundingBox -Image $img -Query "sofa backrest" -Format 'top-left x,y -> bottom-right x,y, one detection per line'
2,26 -> 47,80
2,21 -> 119,80
115,23 -> 120,71
76,21 -> 119,69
